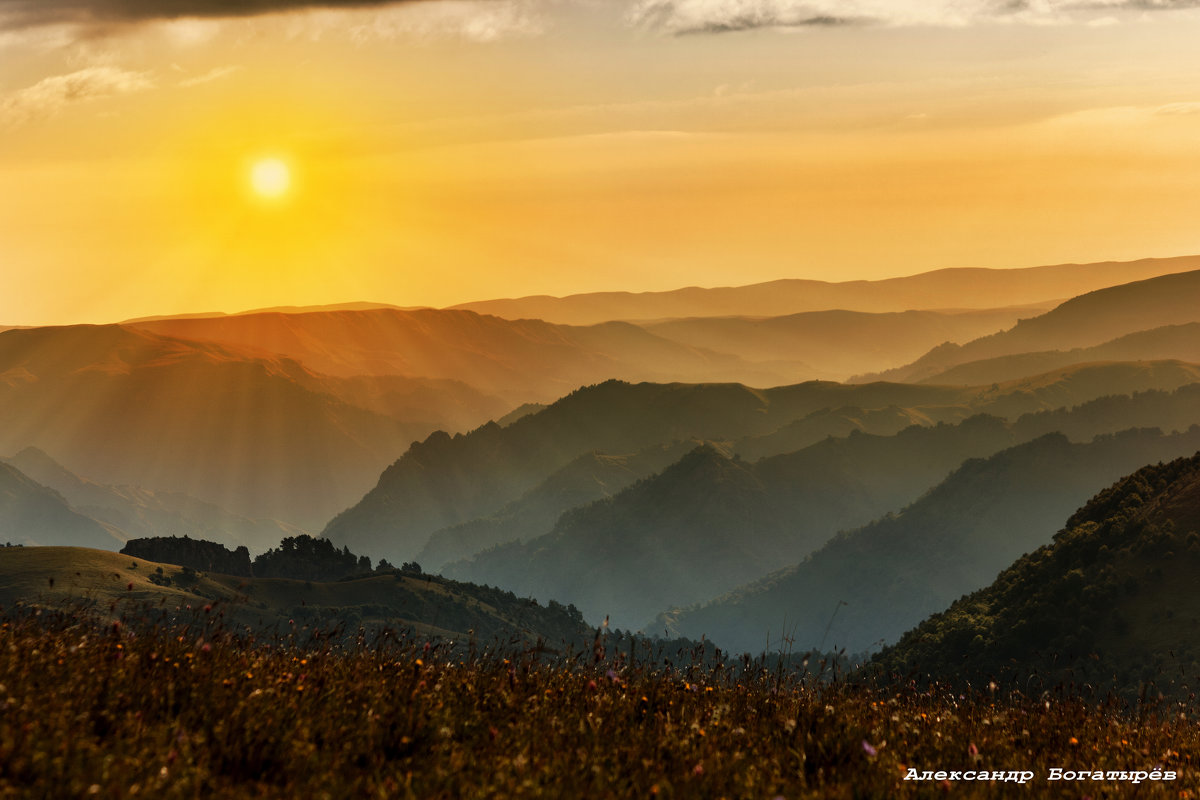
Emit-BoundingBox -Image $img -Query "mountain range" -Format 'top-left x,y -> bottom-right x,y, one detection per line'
660,426 -> 1200,654
451,255 -> 1200,324
874,451 -> 1200,697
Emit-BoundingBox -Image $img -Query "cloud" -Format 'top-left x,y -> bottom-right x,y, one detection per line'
1154,101 -> 1200,115
178,64 -> 240,86
626,0 -> 1200,34
328,1 -> 545,42
1,65 -> 153,124
0,0 -> 446,30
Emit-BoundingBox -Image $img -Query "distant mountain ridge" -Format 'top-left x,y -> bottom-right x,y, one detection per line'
0,462 -> 123,549
0,324 -> 429,530
859,269 -> 1200,383
450,256 -> 1200,325
661,426 -> 1200,654
2,447 -> 297,554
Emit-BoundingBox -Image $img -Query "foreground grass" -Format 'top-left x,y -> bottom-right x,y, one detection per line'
1,609 -> 1197,798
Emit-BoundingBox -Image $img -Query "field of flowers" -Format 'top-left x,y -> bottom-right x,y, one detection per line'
1,606 -> 1197,799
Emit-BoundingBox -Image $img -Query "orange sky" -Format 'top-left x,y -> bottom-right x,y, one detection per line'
5,0 -> 1200,325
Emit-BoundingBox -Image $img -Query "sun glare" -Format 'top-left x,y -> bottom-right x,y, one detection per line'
250,158 -> 291,199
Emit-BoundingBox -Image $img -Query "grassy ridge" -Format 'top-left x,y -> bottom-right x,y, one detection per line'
2,609 -> 1198,798
0,547 -> 590,647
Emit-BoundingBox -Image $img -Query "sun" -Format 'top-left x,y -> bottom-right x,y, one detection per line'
250,158 -> 291,199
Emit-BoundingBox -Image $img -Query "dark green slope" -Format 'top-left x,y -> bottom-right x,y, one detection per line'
874,451 -> 1200,697
663,427 -> 1200,655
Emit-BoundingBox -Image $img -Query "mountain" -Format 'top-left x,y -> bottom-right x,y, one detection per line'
0,463 -> 123,549
449,256 -> 1200,325
873,450 -> 1200,697
915,323 -> 1200,386
861,270 -> 1200,383
415,440 -> 702,572
320,380 -> 998,562
0,324 -> 428,530
129,308 -> 777,403
641,307 -> 1050,382
326,363 -> 1200,567
445,415 -> 1031,629
661,427 -> 1200,655
2,447 -> 297,554
0,546 -> 592,646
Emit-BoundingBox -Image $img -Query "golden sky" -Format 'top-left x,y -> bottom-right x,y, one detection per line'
5,0 -> 1200,325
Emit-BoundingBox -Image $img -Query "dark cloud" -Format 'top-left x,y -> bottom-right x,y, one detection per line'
0,0 -> 437,29
675,14 -> 863,36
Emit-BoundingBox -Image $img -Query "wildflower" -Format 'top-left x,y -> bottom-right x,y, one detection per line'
200,643 -> 211,653
1069,737 -> 1079,746
692,762 -> 704,776
968,742 -> 980,763
586,680 -> 598,691
862,740 -> 878,758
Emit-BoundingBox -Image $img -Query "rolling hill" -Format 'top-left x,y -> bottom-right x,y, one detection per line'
915,323 -> 1200,386
862,269 -> 1200,383
641,307 -> 1050,381
873,450 -> 1200,697
0,547 -> 592,646
660,426 -> 1200,655
450,256 -> 1199,325
129,308 -> 778,403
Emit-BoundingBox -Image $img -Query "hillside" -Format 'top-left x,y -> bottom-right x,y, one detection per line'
0,325 -> 425,530
662,427 -> 1200,655
2,447 -> 297,554
915,323 -> 1200,386
0,547 -> 591,646
449,255 -> 1198,324
320,380 -> 1001,562
331,362 -> 1200,567
0,463 -> 123,549
642,307 -> 1048,381
862,270 -> 1200,383
130,308 -> 779,403
874,451 -> 1200,697
415,441 -> 702,572
446,416 -> 1029,629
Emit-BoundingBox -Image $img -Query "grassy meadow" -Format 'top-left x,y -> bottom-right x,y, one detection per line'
1,603 -> 1197,799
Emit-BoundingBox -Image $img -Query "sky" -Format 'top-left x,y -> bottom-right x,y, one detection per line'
5,0 -> 1200,324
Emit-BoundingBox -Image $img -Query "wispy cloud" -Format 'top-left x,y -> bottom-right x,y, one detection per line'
626,0 -> 1200,35
2,65 -> 153,125
178,64 -> 240,87
317,1 -> 546,43
1154,101 -> 1200,115
0,0 -> 423,29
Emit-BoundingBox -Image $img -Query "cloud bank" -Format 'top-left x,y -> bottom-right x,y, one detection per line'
0,0 -> 439,29
626,0 -> 1200,35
